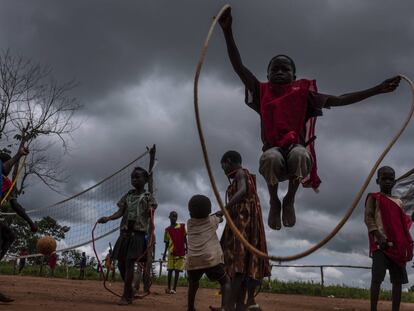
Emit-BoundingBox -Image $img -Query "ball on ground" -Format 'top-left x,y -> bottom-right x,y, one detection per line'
36,236 -> 57,255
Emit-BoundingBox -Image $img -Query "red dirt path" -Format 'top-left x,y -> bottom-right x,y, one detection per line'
0,275 -> 413,310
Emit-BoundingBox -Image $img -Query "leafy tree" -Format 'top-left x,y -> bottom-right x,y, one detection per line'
5,214 -> 70,256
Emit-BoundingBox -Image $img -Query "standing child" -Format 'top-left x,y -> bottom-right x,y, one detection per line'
186,194 -> 231,311
79,252 -> 87,279
219,7 -> 401,230
365,166 -> 413,311
48,253 -> 57,277
163,211 -> 187,294
220,151 -> 270,311
98,167 -> 157,305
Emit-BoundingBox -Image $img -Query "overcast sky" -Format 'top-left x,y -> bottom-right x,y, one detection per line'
1,0 -> 414,289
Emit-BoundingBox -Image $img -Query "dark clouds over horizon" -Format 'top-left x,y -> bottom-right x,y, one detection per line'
1,0 -> 414,287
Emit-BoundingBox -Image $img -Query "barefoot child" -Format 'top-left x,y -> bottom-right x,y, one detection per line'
163,211 -> 187,294
219,7 -> 401,230
365,166 -> 413,311
220,151 -> 270,311
186,195 -> 231,311
98,167 -> 157,305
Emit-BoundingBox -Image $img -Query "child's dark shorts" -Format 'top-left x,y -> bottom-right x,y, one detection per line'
187,264 -> 227,284
372,250 -> 408,284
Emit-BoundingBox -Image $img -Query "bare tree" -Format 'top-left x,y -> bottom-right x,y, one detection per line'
0,49 -> 82,195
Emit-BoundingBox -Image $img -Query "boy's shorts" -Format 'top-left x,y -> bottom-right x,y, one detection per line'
187,264 -> 227,283
167,255 -> 185,271
372,250 -> 408,284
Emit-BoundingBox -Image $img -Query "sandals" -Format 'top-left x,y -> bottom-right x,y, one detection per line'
246,304 -> 261,311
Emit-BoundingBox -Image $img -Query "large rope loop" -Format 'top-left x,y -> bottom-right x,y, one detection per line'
194,4 -> 414,262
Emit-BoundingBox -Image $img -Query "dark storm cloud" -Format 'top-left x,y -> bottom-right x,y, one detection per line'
3,0 -> 414,283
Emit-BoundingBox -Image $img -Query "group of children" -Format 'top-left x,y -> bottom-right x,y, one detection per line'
97,7 -> 411,311
99,149 -> 270,310
0,6 -> 412,311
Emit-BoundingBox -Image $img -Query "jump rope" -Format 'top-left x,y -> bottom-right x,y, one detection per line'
92,3 -> 414,300
194,4 -> 414,262
92,207 -> 155,299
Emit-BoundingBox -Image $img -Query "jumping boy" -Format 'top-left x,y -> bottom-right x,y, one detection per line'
219,7 -> 401,230
186,194 -> 231,311
98,167 -> 157,305
365,166 -> 413,311
0,147 -> 38,303
220,150 -> 270,311
163,211 -> 187,294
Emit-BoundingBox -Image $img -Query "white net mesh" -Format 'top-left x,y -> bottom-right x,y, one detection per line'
26,149 -> 152,253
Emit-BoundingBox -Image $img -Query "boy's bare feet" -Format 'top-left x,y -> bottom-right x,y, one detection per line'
117,297 -> 132,305
268,198 -> 282,230
0,292 -> 14,303
282,194 -> 296,227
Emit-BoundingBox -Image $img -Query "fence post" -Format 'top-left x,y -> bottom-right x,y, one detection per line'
159,260 -> 163,278
268,265 -> 272,289
320,266 -> 324,295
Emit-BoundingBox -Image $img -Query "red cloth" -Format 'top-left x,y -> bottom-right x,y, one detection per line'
259,79 -> 321,189
367,193 -> 413,267
48,253 -> 57,269
166,224 -> 186,257
1,176 -> 12,195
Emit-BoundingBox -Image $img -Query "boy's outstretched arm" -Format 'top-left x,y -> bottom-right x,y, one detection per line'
9,199 -> 37,232
219,7 -> 258,92
326,76 -> 401,107
97,206 -> 124,223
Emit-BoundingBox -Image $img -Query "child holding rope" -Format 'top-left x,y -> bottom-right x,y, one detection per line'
365,166 -> 413,311
219,150 -> 270,311
219,7 -> 401,230
0,147 -> 38,302
186,194 -> 231,311
98,167 -> 157,305
163,211 -> 187,294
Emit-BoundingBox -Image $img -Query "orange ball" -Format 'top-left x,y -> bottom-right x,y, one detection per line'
36,236 -> 57,255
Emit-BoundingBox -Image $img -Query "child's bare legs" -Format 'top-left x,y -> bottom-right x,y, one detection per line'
370,281 -> 381,311
392,283 -> 402,311
167,269 -> 179,293
173,270 -> 180,291
218,275 -> 231,311
167,269 -> 172,291
260,148 -> 285,230
282,145 -> 312,227
187,279 -> 199,311
230,273 -> 245,311
117,258 -> 135,305
266,183 -> 281,230
282,178 -> 299,227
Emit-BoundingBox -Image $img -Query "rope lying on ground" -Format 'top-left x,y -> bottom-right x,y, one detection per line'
193,4 -> 414,262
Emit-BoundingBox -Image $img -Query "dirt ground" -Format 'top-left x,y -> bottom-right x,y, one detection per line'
0,275 -> 413,311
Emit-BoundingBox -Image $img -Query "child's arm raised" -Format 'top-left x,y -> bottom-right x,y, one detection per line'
219,7 -> 259,92
326,76 -> 401,107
